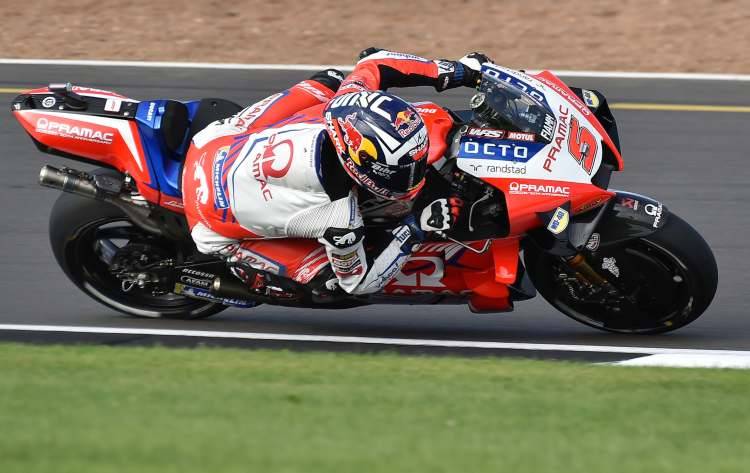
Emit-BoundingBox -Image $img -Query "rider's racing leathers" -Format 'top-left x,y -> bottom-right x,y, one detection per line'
182,50 -> 469,294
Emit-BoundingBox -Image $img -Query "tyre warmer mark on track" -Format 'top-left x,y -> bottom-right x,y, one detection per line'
1,324 -> 749,368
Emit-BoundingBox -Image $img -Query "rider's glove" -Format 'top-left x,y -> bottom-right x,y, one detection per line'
397,214 -> 425,250
458,52 -> 494,88
419,198 -> 451,232
309,69 -> 346,93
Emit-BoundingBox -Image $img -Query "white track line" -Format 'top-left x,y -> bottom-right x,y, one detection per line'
1,58 -> 749,81
611,354 -> 750,369
1,323 -> 750,357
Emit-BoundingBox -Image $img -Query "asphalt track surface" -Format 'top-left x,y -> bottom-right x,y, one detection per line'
0,64 -> 748,354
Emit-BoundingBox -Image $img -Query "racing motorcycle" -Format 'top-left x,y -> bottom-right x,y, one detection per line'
10,64 -> 718,333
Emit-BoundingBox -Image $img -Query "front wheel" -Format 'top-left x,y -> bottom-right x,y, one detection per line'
524,213 -> 718,334
49,189 -> 227,319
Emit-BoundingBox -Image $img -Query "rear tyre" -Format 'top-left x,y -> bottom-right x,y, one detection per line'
524,213 -> 718,334
49,184 -> 227,319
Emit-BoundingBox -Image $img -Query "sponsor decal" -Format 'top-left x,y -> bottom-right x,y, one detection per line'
618,197 -> 639,210
393,109 -> 420,138
435,60 -> 455,75
229,245 -> 283,275
174,283 -> 255,308
183,268 -> 215,278
582,89 -> 600,109
297,80 -> 330,102
42,96 -> 56,108
35,117 -> 114,144
252,134 -> 294,201
338,112 -> 378,165
331,250 -> 363,276
543,105 -> 570,172
547,207 -> 570,234
466,127 -> 505,139
459,137 -> 544,163
534,74 -> 592,117
540,113 -> 555,141
506,131 -> 535,142
414,106 -> 437,114
464,162 -> 527,176
179,276 -> 212,289
146,102 -> 156,121
332,231 -> 358,247
370,162 -> 397,177
328,91 -> 394,121
585,233 -> 601,251
393,226 -> 412,244
508,181 -> 570,197
391,257 -> 445,288
645,202 -> 664,228
212,146 -> 231,209
104,98 -> 122,112
482,66 -> 550,107
601,257 -> 620,278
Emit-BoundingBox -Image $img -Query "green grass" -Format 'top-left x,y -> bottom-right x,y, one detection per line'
1,343 -> 749,473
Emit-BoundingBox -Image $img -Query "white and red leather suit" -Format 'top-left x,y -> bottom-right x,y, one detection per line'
181,50 -> 467,294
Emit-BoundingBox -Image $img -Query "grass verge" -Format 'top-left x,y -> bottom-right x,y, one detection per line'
1,343 -> 748,473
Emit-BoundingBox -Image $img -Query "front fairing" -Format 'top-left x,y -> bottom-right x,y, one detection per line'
453,64 -> 622,235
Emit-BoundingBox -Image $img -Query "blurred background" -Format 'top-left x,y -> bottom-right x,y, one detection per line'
2,0 -> 749,72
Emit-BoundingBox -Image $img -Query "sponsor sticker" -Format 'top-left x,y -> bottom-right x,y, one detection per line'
212,146 -> 231,209
601,257 -> 620,278
508,181 -> 570,197
459,137 -> 545,163
585,233 -> 601,251
547,207 -> 570,234
645,202 -> 664,228
582,89 -> 600,109
41,96 -> 56,108
104,98 -> 122,112
35,117 -> 114,144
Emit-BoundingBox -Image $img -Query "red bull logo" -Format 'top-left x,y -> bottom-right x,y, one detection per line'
338,113 -> 378,165
393,109 -> 420,138
339,113 -> 362,150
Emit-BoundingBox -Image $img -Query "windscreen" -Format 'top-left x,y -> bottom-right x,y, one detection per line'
471,74 -> 555,143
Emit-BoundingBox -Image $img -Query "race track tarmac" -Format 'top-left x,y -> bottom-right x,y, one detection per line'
0,63 -> 748,352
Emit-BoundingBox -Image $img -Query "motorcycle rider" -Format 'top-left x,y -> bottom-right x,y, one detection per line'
182,48 -> 491,295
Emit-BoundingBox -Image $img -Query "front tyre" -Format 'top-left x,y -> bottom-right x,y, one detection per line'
49,190 -> 227,319
524,213 -> 718,334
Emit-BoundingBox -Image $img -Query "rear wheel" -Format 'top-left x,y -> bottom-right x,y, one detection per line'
49,188 -> 227,319
524,213 -> 718,334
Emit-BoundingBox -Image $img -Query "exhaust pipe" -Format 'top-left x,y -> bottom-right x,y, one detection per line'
39,165 -> 101,198
39,165 -> 164,235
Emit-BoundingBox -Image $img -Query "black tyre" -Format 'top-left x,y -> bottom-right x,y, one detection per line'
49,185 -> 227,319
524,213 -> 718,334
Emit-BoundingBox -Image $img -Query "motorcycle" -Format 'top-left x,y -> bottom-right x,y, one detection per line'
10,64 -> 718,333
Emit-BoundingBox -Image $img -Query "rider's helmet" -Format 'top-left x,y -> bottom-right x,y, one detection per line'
323,91 -> 429,201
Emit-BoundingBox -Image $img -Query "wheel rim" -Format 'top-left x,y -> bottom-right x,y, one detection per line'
68,217 -> 217,317
541,239 -> 695,333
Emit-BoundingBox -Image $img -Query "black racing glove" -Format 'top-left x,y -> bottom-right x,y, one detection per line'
308,68 -> 346,93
